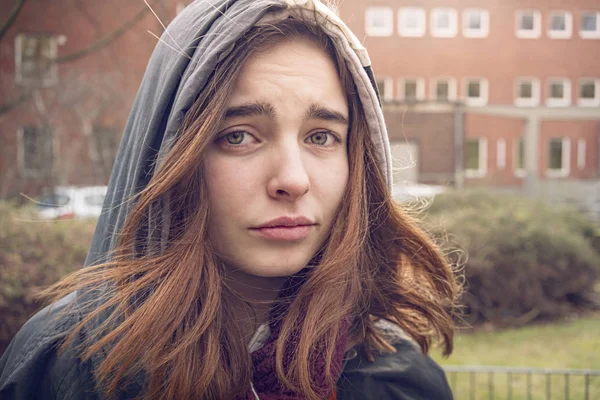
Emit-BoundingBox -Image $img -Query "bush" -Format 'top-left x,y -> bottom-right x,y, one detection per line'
424,190 -> 600,328
0,203 -> 96,354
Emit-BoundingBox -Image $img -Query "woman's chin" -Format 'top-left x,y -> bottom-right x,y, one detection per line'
226,258 -> 310,279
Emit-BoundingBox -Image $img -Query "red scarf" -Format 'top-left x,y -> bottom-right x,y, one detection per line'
245,274 -> 349,399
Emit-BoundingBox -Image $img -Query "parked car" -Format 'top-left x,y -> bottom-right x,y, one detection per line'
36,186 -> 107,219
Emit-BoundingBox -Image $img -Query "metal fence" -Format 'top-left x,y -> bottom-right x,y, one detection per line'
443,365 -> 600,400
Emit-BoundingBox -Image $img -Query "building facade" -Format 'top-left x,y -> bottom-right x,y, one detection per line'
337,0 -> 600,208
1,0 -> 599,209
0,0 -> 185,199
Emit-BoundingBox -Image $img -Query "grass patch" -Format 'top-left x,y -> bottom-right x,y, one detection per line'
432,315 -> 600,399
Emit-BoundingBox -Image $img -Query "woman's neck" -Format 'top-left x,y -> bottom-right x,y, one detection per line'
224,268 -> 287,339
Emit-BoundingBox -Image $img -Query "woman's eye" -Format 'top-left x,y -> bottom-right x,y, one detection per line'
218,131 -> 256,147
225,132 -> 245,145
308,131 -> 337,146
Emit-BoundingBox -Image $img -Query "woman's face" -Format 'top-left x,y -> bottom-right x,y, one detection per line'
204,37 -> 350,278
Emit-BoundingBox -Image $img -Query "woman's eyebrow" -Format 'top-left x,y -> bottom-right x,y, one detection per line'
224,102 -> 276,119
224,102 -> 348,125
304,103 -> 348,125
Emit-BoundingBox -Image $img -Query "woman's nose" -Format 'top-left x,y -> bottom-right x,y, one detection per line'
267,145 -> 310,201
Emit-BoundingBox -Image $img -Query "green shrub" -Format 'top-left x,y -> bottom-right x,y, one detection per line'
0,203 -> 96,353
424,190 -> 600,327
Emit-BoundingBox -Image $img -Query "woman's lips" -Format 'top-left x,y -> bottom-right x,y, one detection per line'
250,225 -> 314,241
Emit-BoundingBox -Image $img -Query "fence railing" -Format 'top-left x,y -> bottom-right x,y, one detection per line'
443,365 -> 600,400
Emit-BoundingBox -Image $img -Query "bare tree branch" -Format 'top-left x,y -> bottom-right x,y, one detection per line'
0,0 -> 161,115
0,89 -> 31,115
55,0 -> 160,64
0,0 -> 27,42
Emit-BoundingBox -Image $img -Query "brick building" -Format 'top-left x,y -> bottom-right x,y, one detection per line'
0,0 -> 184,198
1,0 -> 599,209
337,0 -> 600,208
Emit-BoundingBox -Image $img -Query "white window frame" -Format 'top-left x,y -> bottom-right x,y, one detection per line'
514,137 -> 526,178
546,78 -> 571,107
463,77 -> 489,106
375,77 -> 394,102
579,11 -> 600,39
431,8 -> 458,38
430,77 -> 457,101
399,77 -> 425,102
548,11 -> 573,39
546,138 -> 571,178
398,7 -> 426,37
465,138 -> 488,178
365,7 -> 394,37
577,139 -> 586,170
14,33 -> 59,88
497,139 -> 506,170
514,77 -> 540,107
578,78 -> 600,107
462,8 -> 490,38
516,10 -> 542,39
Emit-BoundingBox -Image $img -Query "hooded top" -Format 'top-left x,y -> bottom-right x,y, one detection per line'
84,0 -> 392,269
0,1 -> 453,399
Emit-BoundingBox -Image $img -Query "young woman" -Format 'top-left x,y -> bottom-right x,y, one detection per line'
0,1 -> 459,399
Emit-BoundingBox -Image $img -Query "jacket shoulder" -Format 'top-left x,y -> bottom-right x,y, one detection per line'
337,321 -> 453,400
0,293 -> 97,399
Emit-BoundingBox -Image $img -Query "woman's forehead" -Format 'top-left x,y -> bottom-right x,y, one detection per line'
228,38 -> 348,119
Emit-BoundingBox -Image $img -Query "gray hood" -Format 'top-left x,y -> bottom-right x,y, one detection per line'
85,0 -> 392,267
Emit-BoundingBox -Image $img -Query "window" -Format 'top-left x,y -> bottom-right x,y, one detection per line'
497,139 -> 506,170
375,77 -> 394,102
431,8 -> 457,38
548,11 -> 573,39
547,138 -> 570,177
398,7 -> 426,37
365,7 -> 393,36
514,78 -> 540,107
578,79 -> 600,107
515,137 -> 526,177
465,138 -> 487,178
399,78 -> 425,102
431,78 -> 457,101
546,78 -> 571,107
18,126 -> 54,176
580,12 -> 600,38
516,10 -> 541,39
463,78 -> 489,106
577,139 -> 586,170
15,34 -> 58,87
462,9 -> 489,38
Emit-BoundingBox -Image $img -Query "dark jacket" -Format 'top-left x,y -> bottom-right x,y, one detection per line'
0,294 -> 452,399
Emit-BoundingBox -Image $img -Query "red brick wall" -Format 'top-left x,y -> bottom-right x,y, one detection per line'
384,106 -> 456,184
340,0 -> 600,104
540,120 -> 599,179
464,114 -> 526,187
0,0 -> 182,198
339,0 -> 600,187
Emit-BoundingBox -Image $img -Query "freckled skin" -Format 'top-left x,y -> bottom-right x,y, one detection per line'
203,38 -> 350,279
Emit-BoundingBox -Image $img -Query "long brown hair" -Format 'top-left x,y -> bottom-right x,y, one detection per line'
43,10 -> 459,400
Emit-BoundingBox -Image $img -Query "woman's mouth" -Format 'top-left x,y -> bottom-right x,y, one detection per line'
250,216 -> 316,241
250,225 -> 314,241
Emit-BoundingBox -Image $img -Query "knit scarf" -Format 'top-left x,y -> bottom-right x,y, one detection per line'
246,273 -> 350,400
